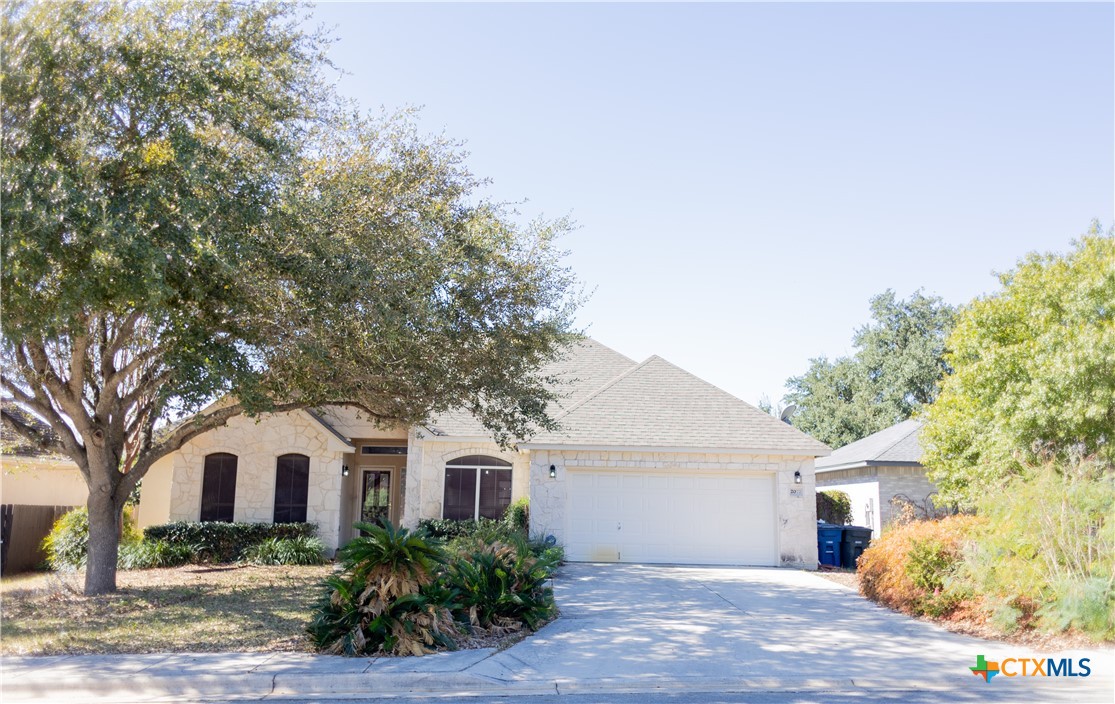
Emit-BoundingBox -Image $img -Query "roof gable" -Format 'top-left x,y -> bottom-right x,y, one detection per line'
815,419 -> 923,470
527,355 -> 831,455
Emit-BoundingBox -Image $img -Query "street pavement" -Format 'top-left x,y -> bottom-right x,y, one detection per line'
2,563 -> 1111,703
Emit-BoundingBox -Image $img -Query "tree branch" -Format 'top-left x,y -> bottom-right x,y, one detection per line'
1,375 -> 87,465
0,408 -> 64,454
68,311 -> 90,404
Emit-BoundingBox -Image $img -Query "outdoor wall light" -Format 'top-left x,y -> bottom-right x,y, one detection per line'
549,464 -> 557,479
342,464 -> 350,477
793,470 -> 802,484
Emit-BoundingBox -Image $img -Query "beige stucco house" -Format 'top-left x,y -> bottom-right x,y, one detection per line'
138,339 -> 831,568
1,409 -> 88,509
814,419 -> 940,535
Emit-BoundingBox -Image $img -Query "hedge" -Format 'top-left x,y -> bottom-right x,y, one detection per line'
143,521 -> 318,563
417,517 -> 503,540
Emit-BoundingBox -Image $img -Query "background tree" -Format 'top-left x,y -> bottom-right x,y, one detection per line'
922,228 -> 1115,507
1,1 -> 580,595
784,290 -> 956,448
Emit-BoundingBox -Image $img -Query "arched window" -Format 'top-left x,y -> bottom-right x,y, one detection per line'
274,454 -> 310,523
200,453 -> 237,522
443,455 -> 513,521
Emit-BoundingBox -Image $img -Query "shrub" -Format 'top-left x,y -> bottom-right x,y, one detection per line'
502,497 -> 530,533
144,521 -> 317,562
418,517 -> 502,540
963,458 -> 1114,639
442,541 -> 556,631
42,507 -> 142,570
817,490 -> 852,524
307,521 -> 456,656
118,539 -> 196,569
857,515 -> 981,617
241,536 -> 328,566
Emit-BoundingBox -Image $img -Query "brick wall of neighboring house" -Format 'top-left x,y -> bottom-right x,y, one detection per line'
816,464 -> 938,536
876,466 -> 939,526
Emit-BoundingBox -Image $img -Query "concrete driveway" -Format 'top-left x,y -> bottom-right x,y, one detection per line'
470,563 -> 1112,699
3,563 -> 1111,702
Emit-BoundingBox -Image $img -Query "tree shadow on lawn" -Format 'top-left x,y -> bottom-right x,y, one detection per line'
1,567 -> 330,655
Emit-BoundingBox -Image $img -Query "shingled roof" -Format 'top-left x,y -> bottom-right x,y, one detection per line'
1,402 -> 64,459
524,355 -> 831,455
424,338 -> 636,437
815,419 -> 923,472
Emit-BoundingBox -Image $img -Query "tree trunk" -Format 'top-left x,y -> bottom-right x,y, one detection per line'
85,461 -> 123,596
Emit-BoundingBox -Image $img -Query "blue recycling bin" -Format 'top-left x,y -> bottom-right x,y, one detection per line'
817,522 -> 845,567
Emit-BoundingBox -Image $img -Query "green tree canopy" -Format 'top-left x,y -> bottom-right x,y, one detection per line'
922,228 -> 1115,507
784,290 -> 956,448
1,0 -> 580,594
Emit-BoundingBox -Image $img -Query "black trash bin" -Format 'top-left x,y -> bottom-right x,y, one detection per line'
840,526 -> 872,569
817,522 -> 845,567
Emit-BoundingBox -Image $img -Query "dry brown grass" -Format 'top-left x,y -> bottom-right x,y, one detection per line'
0,564 -> 333,655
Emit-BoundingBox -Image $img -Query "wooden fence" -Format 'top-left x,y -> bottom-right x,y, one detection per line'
0,504 -> 76,575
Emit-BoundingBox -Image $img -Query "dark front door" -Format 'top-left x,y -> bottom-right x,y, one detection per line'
361,469 -> 392,528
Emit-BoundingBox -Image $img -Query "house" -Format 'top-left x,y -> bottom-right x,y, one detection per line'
813,419 -> 940,535
1,408 -> 89,573
137,339 -> 831,567
1,407 -> 88,509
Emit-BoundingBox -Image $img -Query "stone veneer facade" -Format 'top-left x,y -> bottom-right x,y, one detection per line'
147,411 -> 350,551
527,449 -> 818,568
139,413 -> 821,567
400,433 -> 529,526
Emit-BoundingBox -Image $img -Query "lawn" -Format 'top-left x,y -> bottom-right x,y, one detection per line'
0,564 -> 333,655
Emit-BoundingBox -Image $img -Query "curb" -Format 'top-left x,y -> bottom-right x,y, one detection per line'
4,672 -> 1113,702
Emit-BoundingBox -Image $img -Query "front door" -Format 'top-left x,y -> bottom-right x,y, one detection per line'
360,469 -> 392,528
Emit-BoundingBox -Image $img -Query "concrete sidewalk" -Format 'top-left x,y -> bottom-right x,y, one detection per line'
2,646 -> 1112,703
2,564 -> 1112,702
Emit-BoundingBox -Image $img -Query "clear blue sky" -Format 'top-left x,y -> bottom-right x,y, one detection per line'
307,1 -> 1114,407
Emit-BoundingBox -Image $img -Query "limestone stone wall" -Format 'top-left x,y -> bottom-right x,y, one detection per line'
165,410 -> 348,550
401,434 -> 527,526
528,449 -> 818,569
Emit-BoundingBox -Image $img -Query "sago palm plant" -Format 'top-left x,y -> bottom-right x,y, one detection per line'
444,541 -> 556,632
307,521 -> 457,656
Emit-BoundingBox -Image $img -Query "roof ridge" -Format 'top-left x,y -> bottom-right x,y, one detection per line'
640,355 -> 827,441
551,355 -> 653,423
868,419 -> 922,460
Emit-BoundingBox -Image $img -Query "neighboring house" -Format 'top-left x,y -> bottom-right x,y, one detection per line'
1,407 -> 88,508
137,339 -> 831,567
814,419 -> 939,535
1,407 -> 89,574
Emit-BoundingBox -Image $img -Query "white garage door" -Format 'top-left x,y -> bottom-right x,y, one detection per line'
564,470 -> 778,566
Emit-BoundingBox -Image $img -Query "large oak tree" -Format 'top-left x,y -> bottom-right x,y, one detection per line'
1,1 -> 580,594
783,290 -> 956,448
